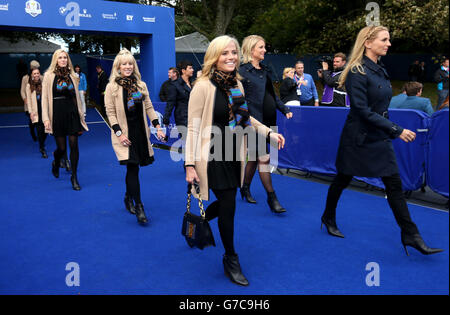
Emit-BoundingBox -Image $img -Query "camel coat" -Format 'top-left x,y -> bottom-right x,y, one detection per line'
105,81 -> 159,162
41,72 -> 88,134
185,79 -> 271,200
25,84 -> 40,123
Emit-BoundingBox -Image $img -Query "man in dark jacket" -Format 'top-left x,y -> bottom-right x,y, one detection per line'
434,58 -> 449,111
318,52 -> 349,107
96,65 -> 108,117
163,60 -> 193,127
159,67 -> 178,102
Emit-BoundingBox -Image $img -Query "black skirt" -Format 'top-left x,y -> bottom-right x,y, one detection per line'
52,78 -> 83,137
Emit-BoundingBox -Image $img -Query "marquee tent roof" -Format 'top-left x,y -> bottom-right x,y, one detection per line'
0,38 -> 61,53
175,32 -> 209,53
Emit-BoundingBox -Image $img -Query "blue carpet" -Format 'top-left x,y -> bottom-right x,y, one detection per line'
0,109 -> 448,295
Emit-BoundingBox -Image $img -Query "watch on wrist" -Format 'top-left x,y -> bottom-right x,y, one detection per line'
115,130 -> 122,137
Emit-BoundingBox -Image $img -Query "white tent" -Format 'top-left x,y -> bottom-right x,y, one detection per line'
175,32 -> 209,53
0,38 -> 61,53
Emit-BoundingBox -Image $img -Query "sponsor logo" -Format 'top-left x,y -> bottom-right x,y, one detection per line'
80,9 -> 92,18
25,0 -> 42,17
59,2 -> 91,27
126,15 -> 133,21
0,3 -> 9,11
143,16 -> 156,23
102,12 -> 117,20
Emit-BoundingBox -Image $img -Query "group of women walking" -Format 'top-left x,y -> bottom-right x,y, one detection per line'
23,25 -> 443,287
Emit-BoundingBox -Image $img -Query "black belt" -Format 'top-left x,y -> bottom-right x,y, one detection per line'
53,96 -> 67,100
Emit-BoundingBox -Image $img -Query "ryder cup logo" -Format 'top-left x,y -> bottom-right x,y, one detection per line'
0,3 -> 9,11
59,2 -> 80,27
25,0 -> 42,17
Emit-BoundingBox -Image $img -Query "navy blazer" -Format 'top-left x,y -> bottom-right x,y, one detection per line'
336,56 -> 403,177
163,78 -> 191,126
239,63 -> 290,123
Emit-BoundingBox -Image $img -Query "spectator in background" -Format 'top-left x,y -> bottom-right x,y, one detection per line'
159,67 -> 179,102
434,58 -> 449,111
408,60 -> 421,81
318,52 -> 349,107
21,60 -> 41,142
74,65 -> 87,117
96,65 -> 108,117
418,61 -> 426,84
294,61 -> 319,106
279,67 -> 300,106
390,82 -> 434,115
389,83 -> 408,108
439,95 -> 449,110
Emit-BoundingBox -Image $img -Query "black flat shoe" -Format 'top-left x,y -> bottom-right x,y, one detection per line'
321,216 -> 345,238
223,254 -> 249,286
71,175 -> 81,191
267,191 -> 286,213
52,160 -> 59,178
124,193 -> 136,215
401,233 -> 444,256
240,184 -> 257,204
135,203 -> 148,224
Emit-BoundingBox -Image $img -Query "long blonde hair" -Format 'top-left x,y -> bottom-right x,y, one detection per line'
241,35 -> 265,64
45,49 -> 76,77
108,49 -> 146,94
339,26 -> 389,88
197,35 -> 242,83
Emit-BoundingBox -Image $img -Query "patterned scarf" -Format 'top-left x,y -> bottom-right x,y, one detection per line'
116,75 -> 142,111
54,66 -> 73,91
211,70 -> 250,129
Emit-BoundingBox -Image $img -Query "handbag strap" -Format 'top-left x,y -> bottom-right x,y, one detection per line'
187,181 -> 205,218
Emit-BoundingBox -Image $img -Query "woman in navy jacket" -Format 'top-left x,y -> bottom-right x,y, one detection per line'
321,26 -> 443,256
239,35 -> 292,213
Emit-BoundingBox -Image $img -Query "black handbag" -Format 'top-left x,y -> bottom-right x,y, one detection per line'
181,181 -> 216,250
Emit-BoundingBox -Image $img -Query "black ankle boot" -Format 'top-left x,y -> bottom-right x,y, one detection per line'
267,191 -> 286,213
65,159 -> 72,173
124,193 -> 136,215
401,233 -> 444,256
321,215 -> 345,238
135,203 -> 148,224
240,184 -> 257,204
223,254 -> 249,286
71,175 -> 81,191
52,160 -> 60,178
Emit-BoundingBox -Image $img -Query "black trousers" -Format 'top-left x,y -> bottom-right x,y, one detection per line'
323,173 -> 419,236
205,188 -> 237,256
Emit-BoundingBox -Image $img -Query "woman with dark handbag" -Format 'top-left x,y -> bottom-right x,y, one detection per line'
42,49 -> 88,191
185,35 -> 285,286
239,35 -> 293,213
26,68 -> 48,158
320,25 -> 443,257
105,49 -> 166,225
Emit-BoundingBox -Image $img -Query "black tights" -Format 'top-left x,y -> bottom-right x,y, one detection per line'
323,173 -> 419,236
54,135 -> 79,176
243,158 -> 274,193
205,188 -> 237,256
35,123 -> 47,150
126,163 -> 141,204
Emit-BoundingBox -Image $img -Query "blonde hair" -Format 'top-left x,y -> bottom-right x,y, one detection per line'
197,35 -> 242,82
108,49 -> 146,94
283,67 -> 295,79
242,35 -> 265,64
45,49 -> 76,77
339,26 -> 389,88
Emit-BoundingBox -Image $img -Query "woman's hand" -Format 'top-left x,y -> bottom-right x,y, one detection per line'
44,120 -> 51,132
270,132 -> 285,150
156,129 -> 166,142
285,112 -> 293,119
30,112 -> 38,121
119,134 -> 132,147
185,166 -> 200,184
399,129 -> 416,143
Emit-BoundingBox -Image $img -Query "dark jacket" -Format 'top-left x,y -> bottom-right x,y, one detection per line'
279,77 -> 298,103
239,63 -> 290,123
434,67 -> 449,90
163,77 -> 191,126
336,56 -> 403,177
97,71 -> 108,94
159,79 -> 173,102
320,67 -> 348,107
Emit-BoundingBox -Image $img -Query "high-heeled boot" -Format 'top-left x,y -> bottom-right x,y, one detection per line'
267,191 -> 286,213
135,203 -> 148,224
223,254 -> 249,286
52,153 -> 60,178
401,233 -> 444,256
124,193 -> 136,215
321,215 -> 345,238
71,175 -> 81,191
240,184 -> 257,204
